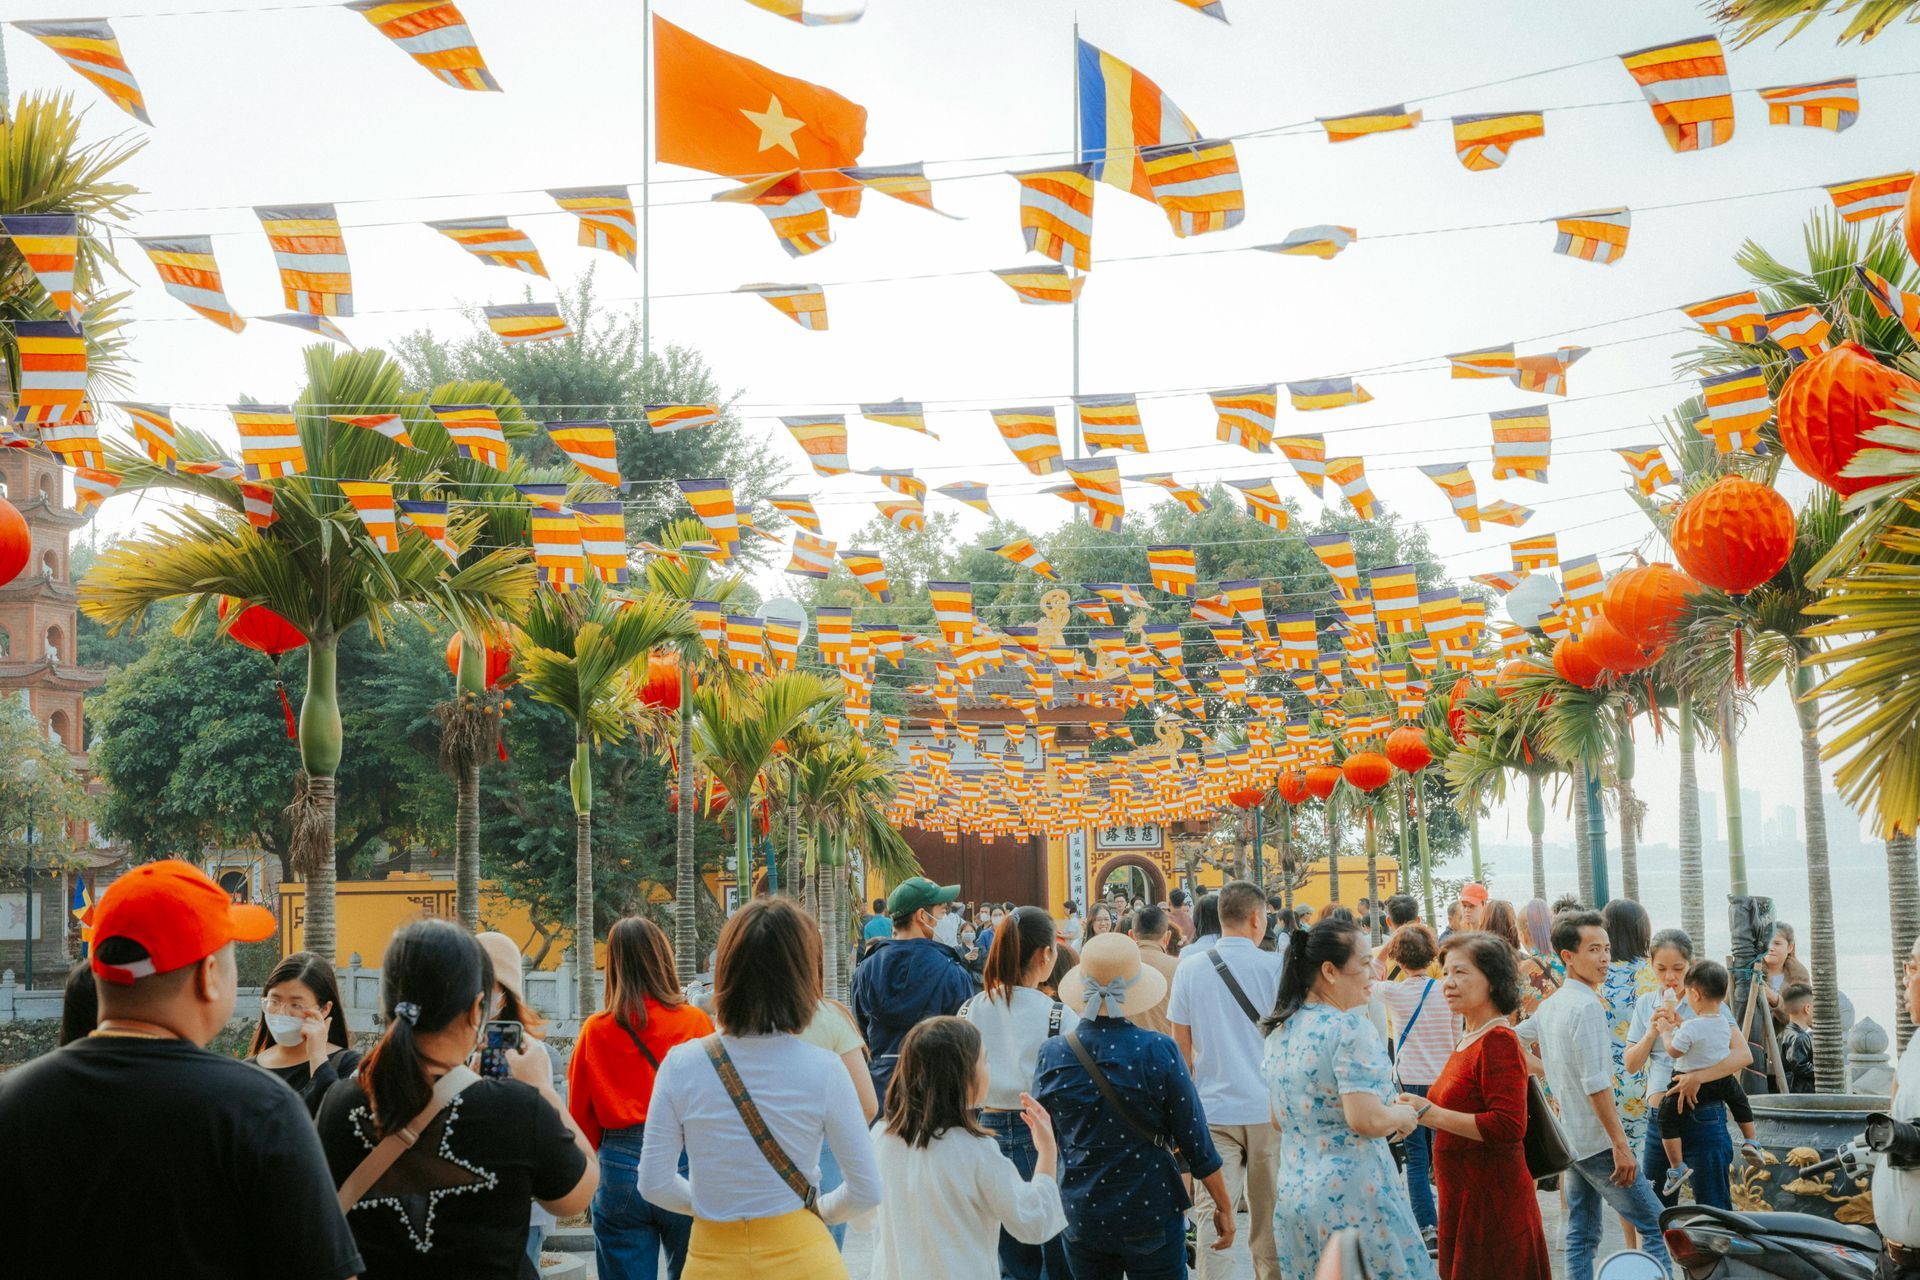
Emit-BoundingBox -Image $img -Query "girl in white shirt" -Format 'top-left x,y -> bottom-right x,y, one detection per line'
961,905 -> 1077,1280
867,1016 -> 1066,1280
639,898 -> 882,1279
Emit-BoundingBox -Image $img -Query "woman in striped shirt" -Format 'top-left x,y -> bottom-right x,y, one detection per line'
1376,924 -> 1459,1248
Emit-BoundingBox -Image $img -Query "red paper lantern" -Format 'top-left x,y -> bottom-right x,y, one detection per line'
1227,786 -> 1267,811
1581,614 -> 1650,675
218,597 -> 307,657
1304,764 -> 1343,801
1553,634 -> 1605,690
1342,751 -> 1393,794
0,497 -> 28,588
1776,342 -> 1920,496
638,651 -> 683,713
1384,726 -> 1433,774
1275,769 -> 1310,806
1446,679 -> 1473,745
1495,658 -> 1550,701
1670,475 -> 1796,597
444,630 -> 512,688
1601,563 -> 1698,654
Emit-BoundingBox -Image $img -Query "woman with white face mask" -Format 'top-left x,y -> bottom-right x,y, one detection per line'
249,951 -> 359,1116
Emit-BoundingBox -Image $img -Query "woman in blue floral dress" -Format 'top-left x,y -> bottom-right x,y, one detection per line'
1264,918 -> 1436,1280
1600,900 -> 1658,1154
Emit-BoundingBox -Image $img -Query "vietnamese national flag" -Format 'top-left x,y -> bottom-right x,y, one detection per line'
653,14 -> 869,216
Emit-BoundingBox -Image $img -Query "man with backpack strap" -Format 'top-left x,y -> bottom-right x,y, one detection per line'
1168,880 -> 1287,1280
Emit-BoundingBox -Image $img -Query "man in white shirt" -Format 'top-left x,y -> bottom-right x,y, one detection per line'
1517,909 -> 1670,1280
1169,880 -> 1286,1280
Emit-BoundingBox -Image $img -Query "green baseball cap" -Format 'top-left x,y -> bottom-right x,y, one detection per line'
886,876 -> 961,917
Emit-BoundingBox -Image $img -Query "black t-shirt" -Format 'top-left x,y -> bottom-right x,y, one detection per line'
315,1073 -> 586,1280
258,1046 -> 363,1117
0,1036 -> 364,1280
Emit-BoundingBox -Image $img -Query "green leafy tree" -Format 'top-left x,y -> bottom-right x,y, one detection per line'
0,696 -> 93,872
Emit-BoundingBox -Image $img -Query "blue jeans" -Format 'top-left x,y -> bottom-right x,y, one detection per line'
819,1138 -> 847,1250
592,1126 -> 692,1280
980,1111 -> 1072,1279
1566,1147 -> 1672,1280
1642,1101 -> 1733,1211
526,1226 -> 546,1268
1066,1213 -> 1181,1280
1400,1082 -> 1435,1232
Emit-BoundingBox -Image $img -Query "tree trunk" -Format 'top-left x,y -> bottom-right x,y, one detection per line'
296,636 -> 342,963
1325,796 -> 1340,904
454,635 -> 486,931
1573,775 -> 1594,906
673,666 -> 699,980
1889,830 -> 1920,1052
1365,807 -> 1380,945
1793,669 -> 1844,1093
1414,772 -> 1434,923
571,726 -> 596,1016
1527,772 -> 1546,902
1678,702 -> 1705,948
1617,732 -> 1640,903
1721,689 -> 1749,898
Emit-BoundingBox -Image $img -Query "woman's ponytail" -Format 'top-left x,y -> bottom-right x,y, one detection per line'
358,918 -> 492,1136
1261,921 -> 1365,1035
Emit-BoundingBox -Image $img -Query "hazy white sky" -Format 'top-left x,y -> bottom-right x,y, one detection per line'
10,0 -> 1914,874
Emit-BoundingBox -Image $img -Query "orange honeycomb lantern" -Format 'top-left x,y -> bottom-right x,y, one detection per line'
1777,342 -> 1920,496
1670,475 -> 1795,597
1227,786 -> 1267,811
1342,751 -> 1393,793
1385,725 -> 1433,773
638,651 -> 683,712
1601,563 -> 1698,654
1304,764 -> 1343,801
1581,614 -> 1651,675
444,630 -> 512,688
1553,633 -> 1605,689
1275,769 -> 1310,806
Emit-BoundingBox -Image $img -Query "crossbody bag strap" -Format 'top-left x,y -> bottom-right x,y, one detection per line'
702,1035 -> 819,1216
337,1065 -> 481,1212
1048,1000 -> 1065,1037
1208,949 -> 1262,1024
1393,979 -> 1436,1085
617,1017 -> 660,1070
1065,1027 -> 1170,1153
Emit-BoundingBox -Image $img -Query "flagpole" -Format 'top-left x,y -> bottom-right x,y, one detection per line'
1069,13 -> 1082,459
641,0 -> 653,370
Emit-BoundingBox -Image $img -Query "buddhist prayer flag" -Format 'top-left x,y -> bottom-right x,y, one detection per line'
994,407 -> 1064,476
179,459 -> 243,481
255,205 -> 352,317
339,481 -> 399,553
738,282 -> 828,329
763,495 -> 820,534
262,313 -> 352,345
928,582 -> 976,645
860,399 -> 934,435
653,15 -> 868,216
780,414 -> 850,475
1418,462 -> 1480,531
233,406 -> 305,480
937,480 -> 995,515
1260,225 -> 1356,260
713,171 -> 833,257
434,404 -> 509,469
1140,138 -> 1244,237
1419,590 -> 1470,651
1621,35 -> 1733,152
994,265 -> 1083,306
1512,534 -> 1559,572
136,236 -> 245,332
1072,394 -> 1147,453
1476,572 -> 1524,595
1826,172 -> 1913,223
1319,105 -> 1421,142
1013,164 -> 1096,271
1147,545 -> 1196,597
548,187 -> 637,266
764,617 -> 802,670
71,467 -> 120,516
1325,457 -> 1377,520
348,1 -> 497,90
573,502 -> 627,583
866,468 -> 927,502
875,495 -> 925,531
1698,366 -> 1772,454
1480,498 -> 1534,527
1,216 -> 80,327
240,483 -> 278,530
1758,78 -> 1859,131
1551,208 -> 1631,265
1076,40 -> 1200,202
1221,579 -> 1268,643
1211,385 -> 1278,452
36,419 -> 104,470
531,508 -> 585,590
1136,473 -> 1209,513
483,302 -> 572,346
1765,305 -> 1834,363
1616,444 -> 1673,494
1273,611 -> 1317,669
1274,434 -> 1327,497
1858,266 -> 1920,343
1307,533 -> 1359,598
10,321 -> 85,425
1225,477 -> 1288,528
543,420 -> 620,488
840,163 -> 958,218
1512,345 -> 1588,396
396,499 -> 456,560
1288,378 -> 1372,411
1067,457 -> 1125,531
1490,406 -> 1551,481
13,19 -> 150,123
118,402 -> 179,470
515,483 -> 570,514
646,404 -> 719,433
1682,291 -> 1767,343
677,479 -> 739,551
841,549 -> 891,601
785,531 -> 836,578
425,217 -> 546,276
991,539 -> 1057,580
1449,344 -> 1516,380
1369,564 -> 1420,634
1451,111 -> 1544,171
1561,555 -> 1605,620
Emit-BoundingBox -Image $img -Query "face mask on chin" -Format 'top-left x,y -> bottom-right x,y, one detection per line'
264,1013 -> 308,1048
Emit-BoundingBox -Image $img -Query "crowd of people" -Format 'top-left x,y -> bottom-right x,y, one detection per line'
0,855 -> 1856,1280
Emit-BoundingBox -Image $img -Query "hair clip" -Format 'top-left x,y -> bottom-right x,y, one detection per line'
394,1001 -> 421,1024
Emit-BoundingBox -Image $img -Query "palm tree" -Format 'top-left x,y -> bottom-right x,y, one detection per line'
1443,665 -> 1564,902
80,347 -> 536,960
514,580 -> 691,1014
643,519 -> 746,978
1714,0 -> 1920,45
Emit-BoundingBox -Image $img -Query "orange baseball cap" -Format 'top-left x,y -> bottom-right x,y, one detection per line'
90,859 -> 278,985
1460,882 -> 1490,905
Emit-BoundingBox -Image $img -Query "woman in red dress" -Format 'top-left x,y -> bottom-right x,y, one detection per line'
1397,932 -> 1550,1280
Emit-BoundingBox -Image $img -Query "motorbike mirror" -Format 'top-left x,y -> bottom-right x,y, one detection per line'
1596,1251 -> 1670,1280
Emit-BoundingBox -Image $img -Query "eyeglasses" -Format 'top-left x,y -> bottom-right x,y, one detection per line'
261,995 -> 319,1017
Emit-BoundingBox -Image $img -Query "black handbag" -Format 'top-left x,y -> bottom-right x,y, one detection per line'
1523,1073 -> 1574,1179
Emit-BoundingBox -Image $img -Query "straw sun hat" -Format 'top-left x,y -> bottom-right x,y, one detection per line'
1058,933 -> 1169,1019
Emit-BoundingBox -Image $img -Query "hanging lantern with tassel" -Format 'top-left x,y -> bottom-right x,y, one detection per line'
1671,475 -> 1795,686
1776,342 -> 1920,496
218,598 -> 308,739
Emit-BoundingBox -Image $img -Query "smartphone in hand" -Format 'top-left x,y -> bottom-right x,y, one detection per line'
478,1020 -> 525,1079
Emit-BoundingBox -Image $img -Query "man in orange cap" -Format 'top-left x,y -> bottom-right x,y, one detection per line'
0,860 -> 364,1280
